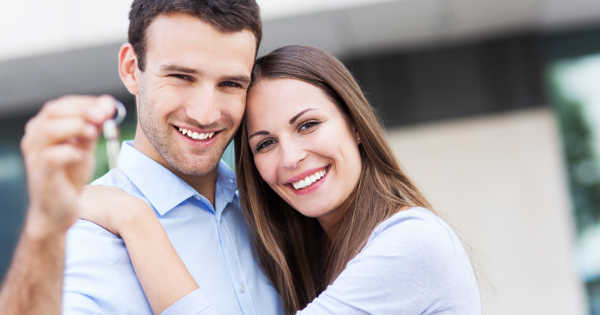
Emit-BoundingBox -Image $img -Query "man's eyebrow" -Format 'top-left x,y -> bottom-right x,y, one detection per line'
289,108 -> 315,125
248,130 -> 269,140
159,65 -> 250,84
159,64 -> 198,74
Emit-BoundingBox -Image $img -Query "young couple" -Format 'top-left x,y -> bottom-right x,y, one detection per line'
0,1 -> 480,314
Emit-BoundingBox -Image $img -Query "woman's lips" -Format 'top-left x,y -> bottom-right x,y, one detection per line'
287,165 -> 330,195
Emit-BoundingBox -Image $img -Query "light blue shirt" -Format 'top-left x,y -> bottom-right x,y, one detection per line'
62,141 -> 283,315
168,207 -> 481,315
299,207 -> 481,315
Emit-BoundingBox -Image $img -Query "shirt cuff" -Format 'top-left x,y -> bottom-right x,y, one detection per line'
160,288 -> 218,315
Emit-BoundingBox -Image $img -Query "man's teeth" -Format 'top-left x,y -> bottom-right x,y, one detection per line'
178,127 -> 215,140
292,169 -> 326,190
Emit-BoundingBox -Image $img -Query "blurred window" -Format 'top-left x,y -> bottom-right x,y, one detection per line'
551,54 -> 600,315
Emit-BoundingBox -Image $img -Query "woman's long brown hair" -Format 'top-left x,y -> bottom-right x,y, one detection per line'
234,45 -> 432,314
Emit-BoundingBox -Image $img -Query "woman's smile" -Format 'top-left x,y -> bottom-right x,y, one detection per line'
286,165 -> 330,194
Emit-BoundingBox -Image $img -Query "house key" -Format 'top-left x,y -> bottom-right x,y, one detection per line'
103,101 -> 126,169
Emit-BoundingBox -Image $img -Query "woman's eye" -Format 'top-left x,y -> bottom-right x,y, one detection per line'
299,120 -> 320,132
256,139 -> 275,152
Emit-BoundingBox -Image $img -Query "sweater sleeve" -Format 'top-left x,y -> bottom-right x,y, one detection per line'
297,209 -> 481,315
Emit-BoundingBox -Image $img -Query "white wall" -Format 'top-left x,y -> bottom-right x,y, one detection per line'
386,108 -> 586,315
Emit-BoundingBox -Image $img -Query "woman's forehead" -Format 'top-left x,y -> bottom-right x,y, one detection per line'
245,78 -> 337,131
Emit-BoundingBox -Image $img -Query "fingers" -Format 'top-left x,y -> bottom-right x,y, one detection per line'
29,118 -> 98,147
41,143 -> 87,169
22,95 -> 119,155
21,117 -> 97,158
38,95 -> 117,125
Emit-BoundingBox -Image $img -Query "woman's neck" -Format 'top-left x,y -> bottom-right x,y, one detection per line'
317,200 -> 353,240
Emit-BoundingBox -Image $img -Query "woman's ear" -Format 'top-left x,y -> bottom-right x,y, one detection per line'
118,43 -> 140,95
353,126 -> 361,144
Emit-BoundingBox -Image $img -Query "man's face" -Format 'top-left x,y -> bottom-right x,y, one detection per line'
134,13 -> 256,179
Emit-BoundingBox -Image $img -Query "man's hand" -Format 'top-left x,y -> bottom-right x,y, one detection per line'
0,95 -> 119,315
20,95 -> 117,238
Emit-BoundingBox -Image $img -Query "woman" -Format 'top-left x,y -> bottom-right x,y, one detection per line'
82,45 -> 481,314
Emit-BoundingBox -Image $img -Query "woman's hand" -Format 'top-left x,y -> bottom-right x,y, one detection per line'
79,187 -> 200,314
78,185 -> 153,237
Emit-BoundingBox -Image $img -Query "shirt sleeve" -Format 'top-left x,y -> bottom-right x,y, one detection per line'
62,291 -> 102,315
297,210 -> 481,315
62,220 -> 154,314
160,288 -> 219,315
62,220 -> 114,315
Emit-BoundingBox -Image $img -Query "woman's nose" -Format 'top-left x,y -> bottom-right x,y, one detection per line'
279,138 -> 307,169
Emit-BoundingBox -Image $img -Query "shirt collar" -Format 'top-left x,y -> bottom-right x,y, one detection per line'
214,159 -> 238,214
116,141 -> 202,216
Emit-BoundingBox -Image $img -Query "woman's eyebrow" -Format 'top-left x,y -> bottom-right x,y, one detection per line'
289,108 -> 315,125
248,108 -> 316,140
248,130 -> 269,140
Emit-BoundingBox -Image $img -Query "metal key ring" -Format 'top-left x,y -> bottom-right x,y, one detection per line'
112,101 -> 126,126
103,100 -> 127,170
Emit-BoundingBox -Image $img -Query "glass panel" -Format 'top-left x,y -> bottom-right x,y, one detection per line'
549,54 -> 600,315
0,148 -> 26,279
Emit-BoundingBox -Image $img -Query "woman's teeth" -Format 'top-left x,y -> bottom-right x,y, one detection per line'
178,127 -> 215,140
292,169 -> 326,190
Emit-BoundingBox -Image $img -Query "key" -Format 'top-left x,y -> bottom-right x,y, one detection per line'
102,101 -> 126,169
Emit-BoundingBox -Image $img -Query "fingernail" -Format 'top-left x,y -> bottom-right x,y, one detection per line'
89,107 -> 106,121
99,97 -> 116,116
89,98 -> 114,121
85,124 -> 97,138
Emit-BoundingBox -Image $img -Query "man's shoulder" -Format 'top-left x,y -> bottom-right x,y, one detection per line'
91,168 -> 128,187
90,168 -> 144,198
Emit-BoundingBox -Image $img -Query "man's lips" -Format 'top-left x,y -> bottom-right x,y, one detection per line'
174,125 -> 221,141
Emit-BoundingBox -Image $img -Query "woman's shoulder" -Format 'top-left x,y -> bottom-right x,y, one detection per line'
361,207 -> 466,261
333,208 -> 481,314
369,207 -> 454,240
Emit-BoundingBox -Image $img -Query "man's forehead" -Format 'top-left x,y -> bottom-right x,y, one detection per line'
144,13 -> 257,49
141,16 -> 255,77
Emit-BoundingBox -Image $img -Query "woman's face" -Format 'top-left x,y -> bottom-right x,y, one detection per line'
246,78 -> 362,228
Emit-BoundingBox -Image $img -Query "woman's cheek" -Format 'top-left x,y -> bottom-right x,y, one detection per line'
254,155 -> 275,184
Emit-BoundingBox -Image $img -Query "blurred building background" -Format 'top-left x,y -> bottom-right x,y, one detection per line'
2,0 -> 600,314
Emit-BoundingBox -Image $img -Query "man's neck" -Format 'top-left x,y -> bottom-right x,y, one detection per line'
132,128 -> 218,206
177,170 -> 218,206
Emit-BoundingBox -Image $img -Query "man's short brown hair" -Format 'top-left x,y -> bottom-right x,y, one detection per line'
128,0 -> 262,70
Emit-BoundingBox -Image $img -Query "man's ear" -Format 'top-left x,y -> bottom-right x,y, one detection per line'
118,43 -> 140,95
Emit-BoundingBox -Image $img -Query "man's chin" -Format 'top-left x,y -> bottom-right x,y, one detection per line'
166,155 -> 221,178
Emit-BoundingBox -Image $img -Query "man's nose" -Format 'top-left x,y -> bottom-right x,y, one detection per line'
185,85 -> 222,126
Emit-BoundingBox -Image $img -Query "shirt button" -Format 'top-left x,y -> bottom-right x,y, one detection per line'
239,282 -> 246,294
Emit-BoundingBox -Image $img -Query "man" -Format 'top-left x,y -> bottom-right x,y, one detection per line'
0,1 -> 283,314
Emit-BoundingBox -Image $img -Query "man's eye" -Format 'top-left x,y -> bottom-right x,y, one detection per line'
170,74 -> 193,81
256,139 -> 275,152
221,81 -> 243,88
299,120 -> 320,132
